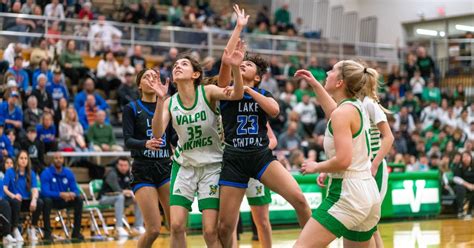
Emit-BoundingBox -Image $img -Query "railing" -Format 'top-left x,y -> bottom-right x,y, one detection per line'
0,12 -> 399,64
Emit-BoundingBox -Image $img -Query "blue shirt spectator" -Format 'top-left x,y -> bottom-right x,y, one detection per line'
40,165 -> 80,199
47,71 -> 69,107
0,126 -> 14,159
0,177 -> 4,198
7,56 -> 29,92
74,78 -> 109,111
36,123 -> 56,145
3,167 -> 37,199
0,92 -> 23,130
32,66 -> 53,89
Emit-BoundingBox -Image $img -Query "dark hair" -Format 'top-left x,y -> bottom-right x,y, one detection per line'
66,39 -> 75,49
14,55 -> 23,61
117,156 -> 129,163
245,54 -> 268,82
135,68 -> 155,89
173,55 -> 203,87
14,150 -> 32,193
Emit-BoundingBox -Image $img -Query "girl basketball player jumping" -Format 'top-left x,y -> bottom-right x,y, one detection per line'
123,69 -> 175,248
148,45 -> 246,247
294,60 -> 381,247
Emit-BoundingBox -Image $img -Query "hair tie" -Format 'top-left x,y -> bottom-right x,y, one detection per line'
363,68 -> 368,73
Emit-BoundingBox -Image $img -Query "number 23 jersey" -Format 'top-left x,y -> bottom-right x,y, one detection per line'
220,88 -> 271,151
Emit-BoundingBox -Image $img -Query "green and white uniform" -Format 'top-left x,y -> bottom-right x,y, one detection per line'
246,178 -> 272,206
169,85 -> 223,211
363,96 -> 389,200
314,99 -> 381,242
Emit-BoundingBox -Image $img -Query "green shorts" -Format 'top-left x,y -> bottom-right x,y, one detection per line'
170,161 -> 221,212
246,178 -> 272,206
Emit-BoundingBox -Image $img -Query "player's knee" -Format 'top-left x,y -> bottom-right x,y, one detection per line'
203,226 -> 218,242
170,221 -> 186,236
217,221 -> 233,238
146,226 -> 161,239
255,217 -> 271,231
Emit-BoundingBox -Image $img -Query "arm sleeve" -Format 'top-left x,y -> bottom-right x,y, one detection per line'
364,98 -> 387,125
40,172 -> 60,198
96,94 -> 109,110
123,104 -> 147,150
105,171 -> 122,192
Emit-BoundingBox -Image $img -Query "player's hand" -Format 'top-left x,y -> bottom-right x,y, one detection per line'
294,70 -> 320,88
300,161 -> 319,175
60,192 -> 70,201
222,40 -> 246,67
145,71 -> 169,100
223,86 -> 233,97
243,85 -> 251,92
317,173 -> 327,187
233,4 -> 249,27
145,139 -> 162,150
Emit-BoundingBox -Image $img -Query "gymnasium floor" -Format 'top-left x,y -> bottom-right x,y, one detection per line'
27,218 -> 473,248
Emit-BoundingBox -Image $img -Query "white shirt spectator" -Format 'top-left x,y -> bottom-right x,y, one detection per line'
97,59 -> 120,78
410,76 -> 425,95
421,105 -> 443,129
442,110 -> 458,128
457,116 -> 473,135
294,102 -> 317,125
117,64 -> 135,83
89,22 -> 123,50
467,124 -> 474,141
44,3 -> 65,19
468,103 -> 474,119
279,92 -> 297,107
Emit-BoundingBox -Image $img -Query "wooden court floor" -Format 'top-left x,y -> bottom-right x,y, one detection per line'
27,218 -> 473,247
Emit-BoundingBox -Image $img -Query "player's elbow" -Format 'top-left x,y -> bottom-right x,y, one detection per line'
268,106 -> 280,118
335,156 -> 351,170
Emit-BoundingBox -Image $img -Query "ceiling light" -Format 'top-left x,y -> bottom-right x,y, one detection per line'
416,29 -> 438,36
455,24 -> 474,32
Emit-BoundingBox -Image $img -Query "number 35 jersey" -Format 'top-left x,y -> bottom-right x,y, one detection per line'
169,85 -> 223,167
220,88 -> 271,151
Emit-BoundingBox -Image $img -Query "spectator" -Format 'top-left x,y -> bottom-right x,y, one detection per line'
117,72 -> 139,113
74,78 -> 109,113
23,95 -> 44,130
307,57 -> 326,83
387,64 -> 402,87
36,112 -> 57,152
406,154 -> 430,171
0,123 -> 14,161
294,94 -> 317,137
421,102 -> 443,129
442,108 -> 459,129
117,57 -> 135,83
401,91 -> 421,116
277,121 -> 302,151
41,153 -> 84,241
168,0 -> 184,26
44,0 -> 65,20
54,97 -> 69,128
32,60 -> 54,89
453,98 -> 465,117
109,34 -> 125,56
129,45 -> 146,68
58,40 -> 89,86
468,103 -> 474,119
404,53 -> 418,81
294,78 -> 315,103
46,21 -> 61,46
259,70 -> 280,97
3,151 -> 43,242
78,94 -> 104,130
58,107 -> 87,152
78,1 -> 93,20
409,70 -> 425,99
46,69 -> 69,109
7,56 -> 29,93
453,152 -> 474,219
0,158 -> 15,244
274,3 -> 291,30
98,157 -> 144,237
416,46 -> 436,81
88,15 -> 123,52
3,2 -> 36,44
31,5 -> 46,34
458,109 -> 473,135
0,91 -> 23,132
279,81 -> 297,108
30,38 -> 50,69
87,110 -> 122,152
31,73 -> 54,113
468,122 -> 474,142
5,130 -> 20,157
255,5 -> 270,27
1,43 -> 23,71
394,106 -> 416,133
20,0 -> 35,14
96,51 -> 122,94
20,126 -> 46,174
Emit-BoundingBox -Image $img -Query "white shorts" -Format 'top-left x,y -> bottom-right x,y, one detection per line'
314,172 -> 381,242
170,161 -> 221,211
246,178 -> 272,206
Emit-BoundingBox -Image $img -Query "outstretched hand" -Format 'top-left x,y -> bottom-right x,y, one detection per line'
300,161 -> 319,175
222,40 -> 247,67
233,4 -> 250,27
144,71 -> 170,99
294,70 -> 320,88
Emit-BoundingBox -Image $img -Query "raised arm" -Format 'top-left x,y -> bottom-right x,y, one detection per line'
295,69 -> 337,117
245,87 -> 279,118
145,73 -> 172,139
218,4 -> 249,87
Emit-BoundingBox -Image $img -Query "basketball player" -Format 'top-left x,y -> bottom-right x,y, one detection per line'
122,69 -> 174,248
148,45 -> 245,248
294,60 -> 381,247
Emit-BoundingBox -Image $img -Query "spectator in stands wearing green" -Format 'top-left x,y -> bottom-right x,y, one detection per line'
422,80 -> 441,104
294,78 -> 316,103
168,0 -> 184,26
87,110 -> 123,152
98,157 -> 144,237
59,40 -> 90,86
402,91 -> 421,117
274,3 -> 291,30
416,46 -> 436,81
307,57 -> 326,83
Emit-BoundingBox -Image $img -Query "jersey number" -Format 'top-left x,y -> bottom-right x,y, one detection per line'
236,115 -> 259,135
147,129 -> 167,147
187,126 -> 202,140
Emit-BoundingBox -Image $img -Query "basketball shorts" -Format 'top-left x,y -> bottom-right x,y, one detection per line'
374,159 -> 388,201
130,159 -> 172,193
246,178 -> 272,206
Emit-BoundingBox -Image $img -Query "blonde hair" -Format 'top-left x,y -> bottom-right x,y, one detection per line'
337,60 -> 390,114
65,106 -> 78,124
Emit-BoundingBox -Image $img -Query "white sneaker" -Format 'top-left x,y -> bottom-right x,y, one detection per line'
116,227 -> 129,237
12,228 -> 23,242
133,226 -> 146,235
464,214 -> 472,220
28,227 -> 38,242
2,234 -> 17,244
